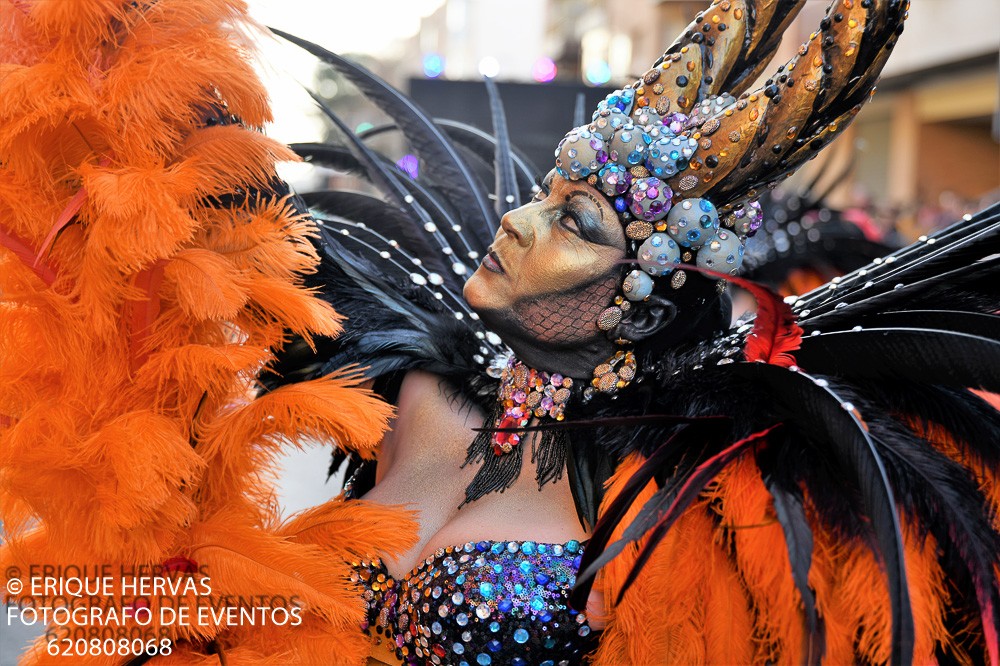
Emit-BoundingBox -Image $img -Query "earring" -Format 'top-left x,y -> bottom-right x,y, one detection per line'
590,349 -> 637,395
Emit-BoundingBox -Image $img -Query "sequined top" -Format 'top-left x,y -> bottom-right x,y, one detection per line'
351,539 -> 597,665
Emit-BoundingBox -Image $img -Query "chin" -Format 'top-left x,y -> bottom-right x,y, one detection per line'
463,267 -> 501,311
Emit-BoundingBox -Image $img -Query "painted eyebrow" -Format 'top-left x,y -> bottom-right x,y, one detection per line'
567,191 -> 605,222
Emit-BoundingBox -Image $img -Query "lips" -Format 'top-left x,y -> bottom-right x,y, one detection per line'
482,248 -> 505,274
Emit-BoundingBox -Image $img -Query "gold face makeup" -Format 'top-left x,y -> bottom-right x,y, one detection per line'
463,171 -> 626,349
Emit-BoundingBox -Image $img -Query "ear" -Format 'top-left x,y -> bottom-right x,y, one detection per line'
613,294 -> 677,343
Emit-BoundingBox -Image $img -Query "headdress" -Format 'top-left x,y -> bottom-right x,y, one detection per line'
549,0 -> 910,389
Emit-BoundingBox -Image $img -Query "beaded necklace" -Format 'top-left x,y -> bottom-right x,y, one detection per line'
492,358 -> 575,454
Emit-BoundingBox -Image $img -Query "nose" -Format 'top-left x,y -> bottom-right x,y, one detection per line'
500,208 -> 534,247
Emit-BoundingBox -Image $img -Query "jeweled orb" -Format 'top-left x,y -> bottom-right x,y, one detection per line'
607,125 -> 650,167
554,127 -> 608,180
628,176 -> 673,222
595,163 -> 633,197
631,106 -> 663,130
696,228 -> 745,274
594,87 -> 636,117
637,233 -> 681,276
646,135 -> 698,179
622,269 -> 655,300
666,197 -> 720,249
590,106 -> 630,140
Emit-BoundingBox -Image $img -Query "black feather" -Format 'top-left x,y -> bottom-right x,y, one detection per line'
765,472 -> 824,665
794,327 -> 1000,393
300,190 -> 451,279
271,28 -> 497,246
728,363 -> 913,666
854,310 -> 1000,341
483,77 -> 520,217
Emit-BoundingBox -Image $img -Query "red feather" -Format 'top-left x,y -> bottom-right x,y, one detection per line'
671,265 -> 804,368
0,224 -> 57,285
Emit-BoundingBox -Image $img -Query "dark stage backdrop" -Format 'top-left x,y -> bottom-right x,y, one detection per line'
408,79 -> 617,181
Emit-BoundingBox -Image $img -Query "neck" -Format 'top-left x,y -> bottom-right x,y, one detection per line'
504,338 -> 614,379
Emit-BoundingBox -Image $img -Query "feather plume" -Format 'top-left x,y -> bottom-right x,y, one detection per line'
483,76 -> 520,216
0,2 -> 399,661
270,29 -> 497,246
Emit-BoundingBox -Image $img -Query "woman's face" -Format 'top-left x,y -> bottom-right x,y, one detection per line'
464,171 -> 626,350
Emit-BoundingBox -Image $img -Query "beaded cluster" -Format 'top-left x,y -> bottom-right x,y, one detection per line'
590,350 -> 636,394
554,87 -> 765,331
354,540 -> 595,665
493,358 -> 574,455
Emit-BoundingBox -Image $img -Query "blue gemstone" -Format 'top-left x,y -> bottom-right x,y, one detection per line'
521,542 -> 536,555
456,574 -> 466,585
537,544 -> 548,554
519,561 -> 533,575
535,573 -> 550,585
477,541 -> 489,552
565,540 -> 580,554
530,597 -> 545,611
487,639 -> 502,652
456,612 -> 468,626
493,564 -> 502,573
480,582 -> 495,599
514,583 -> 525,594
540,611 -> 553,622
489,621 -> 500,633
573,555 -> 582,568
687,230 -> 701,241
507,542 -> 519,554
700,199 -> 714,212
614,197 -> 628,212
491,543 -> 504,555
477,654 -> 492,666
512,660 -> 527,666
453,643 -> 465,655
498,599 -> 513,613
542,660 -> 556,666
513,628 -> 530,644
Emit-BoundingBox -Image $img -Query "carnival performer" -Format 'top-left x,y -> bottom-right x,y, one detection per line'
2,0 -> 999,665
269,0 -> 1000,663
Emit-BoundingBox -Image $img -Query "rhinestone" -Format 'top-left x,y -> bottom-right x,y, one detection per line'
475,603 -> 491,619
597,306 -> 623,331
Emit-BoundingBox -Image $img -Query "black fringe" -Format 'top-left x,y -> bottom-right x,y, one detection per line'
532,428 -> 569,488
461,400 -> 572,505
461,400 -> 524,505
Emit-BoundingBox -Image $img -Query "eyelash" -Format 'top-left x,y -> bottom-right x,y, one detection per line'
560,208 -> 584,237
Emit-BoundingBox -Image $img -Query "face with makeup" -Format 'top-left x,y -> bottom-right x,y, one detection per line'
463,170 -> 627,376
